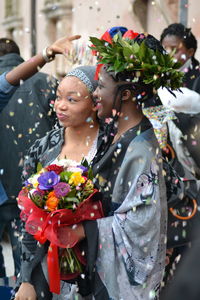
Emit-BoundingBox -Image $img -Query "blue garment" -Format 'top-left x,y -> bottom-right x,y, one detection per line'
0,72 -> 17,204
0,72 -> 17,112
0,181 -> 7,205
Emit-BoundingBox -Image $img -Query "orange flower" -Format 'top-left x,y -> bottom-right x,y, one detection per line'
46,191 -> 59,212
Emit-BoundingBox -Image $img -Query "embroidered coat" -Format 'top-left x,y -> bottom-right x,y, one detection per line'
14,118 -> 167,300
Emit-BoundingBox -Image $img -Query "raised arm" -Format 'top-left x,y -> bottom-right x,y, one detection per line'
6,35 -> 81,86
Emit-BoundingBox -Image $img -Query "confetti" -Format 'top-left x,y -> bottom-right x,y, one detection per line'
17,98 -> 23,104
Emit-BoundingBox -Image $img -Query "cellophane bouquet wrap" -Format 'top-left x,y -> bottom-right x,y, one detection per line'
18,159 -> 103,294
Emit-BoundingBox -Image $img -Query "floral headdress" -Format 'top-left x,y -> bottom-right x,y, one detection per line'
90,26 -> 184,91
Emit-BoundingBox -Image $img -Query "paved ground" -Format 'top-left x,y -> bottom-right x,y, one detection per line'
2,240 -> 14,277
0,240 -> 15,288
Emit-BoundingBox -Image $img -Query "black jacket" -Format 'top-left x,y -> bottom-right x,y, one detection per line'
0,53 -> 58,204
173,57 -> 200,171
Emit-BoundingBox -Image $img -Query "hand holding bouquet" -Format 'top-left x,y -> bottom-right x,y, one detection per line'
18,158 -> 103,294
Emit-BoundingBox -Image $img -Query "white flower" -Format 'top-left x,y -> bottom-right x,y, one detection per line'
55,158 -> 77,168
55,158 -> 84,173
28,174 -> 40,188
67,166 -> 84,173
29,188 -> 38,196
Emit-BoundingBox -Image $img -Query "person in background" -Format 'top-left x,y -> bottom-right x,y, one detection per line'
159,23 -> 200,177
0,33 -> 80,284
160,223 -> 200,300
0,38 -> 57,280
160,23 -> 199,88
159,23 -> 200,289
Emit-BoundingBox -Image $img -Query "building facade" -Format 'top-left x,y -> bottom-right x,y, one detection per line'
0,0 -> 199,77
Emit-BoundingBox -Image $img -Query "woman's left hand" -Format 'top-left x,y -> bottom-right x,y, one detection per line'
48,35 -> 81,57
56,223 -> 85,247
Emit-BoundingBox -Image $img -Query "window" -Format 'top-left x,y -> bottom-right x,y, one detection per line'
45,0 -> 62,5
5,0 -> 19,18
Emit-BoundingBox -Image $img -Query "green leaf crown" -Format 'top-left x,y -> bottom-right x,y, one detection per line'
90,33 -> 184,91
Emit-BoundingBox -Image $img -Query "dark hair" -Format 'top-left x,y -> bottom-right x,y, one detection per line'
0,38 -> 20,56
160,23 -> 197,54
94,34 -> 165,161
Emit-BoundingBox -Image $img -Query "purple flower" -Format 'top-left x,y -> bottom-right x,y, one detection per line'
77,165 -> 88,174
31,190 -> 44,207
24,180 -> 33,187
38,171 -> 60,190
54,182 -> 71,198
32,190 -> 43,197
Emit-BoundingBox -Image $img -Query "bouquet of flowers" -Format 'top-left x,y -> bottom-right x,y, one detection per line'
18,158 -> 103,294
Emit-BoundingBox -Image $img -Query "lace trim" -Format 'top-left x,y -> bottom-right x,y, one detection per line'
51,131 -> 98,165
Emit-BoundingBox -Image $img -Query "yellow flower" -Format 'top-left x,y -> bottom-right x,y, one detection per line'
28,174 -> 40,188
84,179 -> 94,191
69,172 -> 86,186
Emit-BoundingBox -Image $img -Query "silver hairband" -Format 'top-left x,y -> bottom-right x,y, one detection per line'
66,69 -> 94,92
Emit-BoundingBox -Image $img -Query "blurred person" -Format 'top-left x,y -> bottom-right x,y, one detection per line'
160,23 -> 199,87
159,23 -> 200,177
0,37 -> 57,281
0,34 -> 80,284
159,23 -> 200,290
160,222 -> 200,300
0,37 -> 58,279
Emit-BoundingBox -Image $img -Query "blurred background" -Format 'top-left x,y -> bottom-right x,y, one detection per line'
0,0 -> 199,78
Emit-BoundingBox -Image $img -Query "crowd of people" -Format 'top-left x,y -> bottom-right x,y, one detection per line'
0,23 -> 200,300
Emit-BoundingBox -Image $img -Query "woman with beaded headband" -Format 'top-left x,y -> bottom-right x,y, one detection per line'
12,66 -> 100,300
42,27 -> 183,299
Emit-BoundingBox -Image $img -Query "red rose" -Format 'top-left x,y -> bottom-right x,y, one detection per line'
46,164 -> 64,174
123,30 -> 139,40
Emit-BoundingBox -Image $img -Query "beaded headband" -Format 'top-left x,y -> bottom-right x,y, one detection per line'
66,69 -> 95,92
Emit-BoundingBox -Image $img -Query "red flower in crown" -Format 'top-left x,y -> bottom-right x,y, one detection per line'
91,31 -> 113,57
92,28 -> 139,79
123,30 -> 139,40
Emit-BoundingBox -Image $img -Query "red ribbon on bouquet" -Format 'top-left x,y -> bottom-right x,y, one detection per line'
18,188 -> 104,294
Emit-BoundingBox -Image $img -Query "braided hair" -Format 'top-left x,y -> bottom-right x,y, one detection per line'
0,38 -> 20,56
95,34 -> 167,157
160,23 -> 197,54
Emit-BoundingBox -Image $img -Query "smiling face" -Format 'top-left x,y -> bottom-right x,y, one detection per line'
93,67 -> 119,119
54,76 -> 96,128
161,34 -> 194,65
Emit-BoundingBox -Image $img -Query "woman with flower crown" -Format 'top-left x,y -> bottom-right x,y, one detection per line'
55,27 -> 183,299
